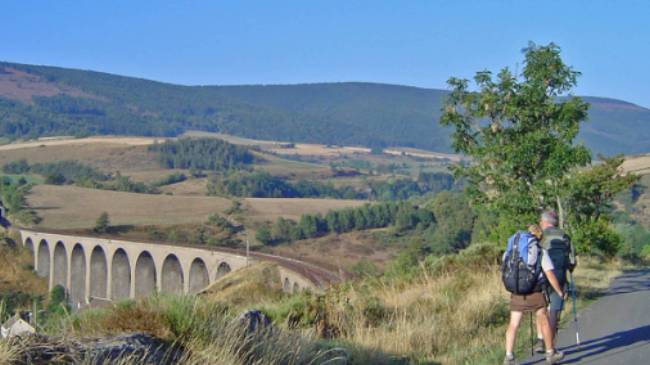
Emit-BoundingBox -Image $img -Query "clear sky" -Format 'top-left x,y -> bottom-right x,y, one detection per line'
2,0 -> 649,107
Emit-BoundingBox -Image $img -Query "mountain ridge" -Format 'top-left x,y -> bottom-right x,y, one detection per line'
1,61 -> 649,155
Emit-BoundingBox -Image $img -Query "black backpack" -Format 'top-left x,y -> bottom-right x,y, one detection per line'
543,230 -> 572,288
501,231 -> 543,295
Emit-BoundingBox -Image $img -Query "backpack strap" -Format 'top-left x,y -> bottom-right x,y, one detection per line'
512,232 -> 521,260
534,241 -> 543,273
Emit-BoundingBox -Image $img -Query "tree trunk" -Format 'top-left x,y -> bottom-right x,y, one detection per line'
556,195 -> 565,229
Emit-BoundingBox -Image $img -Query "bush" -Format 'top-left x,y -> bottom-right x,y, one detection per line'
2,160 -> 30,174
153,172 -> 187,187
94,212 -> 110,233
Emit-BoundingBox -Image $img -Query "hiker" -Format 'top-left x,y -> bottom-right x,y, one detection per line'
534,210 -> 577,353
502,223 -> 566,365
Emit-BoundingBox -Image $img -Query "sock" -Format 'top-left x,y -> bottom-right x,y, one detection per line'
506,352 -> 514,358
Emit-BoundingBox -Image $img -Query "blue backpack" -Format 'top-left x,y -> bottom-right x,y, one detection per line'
501,231 -> 543,295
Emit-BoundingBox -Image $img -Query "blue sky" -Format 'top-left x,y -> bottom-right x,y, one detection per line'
2,0 -> 649,107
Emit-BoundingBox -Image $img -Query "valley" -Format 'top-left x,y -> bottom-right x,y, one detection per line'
1,37 -> 649,365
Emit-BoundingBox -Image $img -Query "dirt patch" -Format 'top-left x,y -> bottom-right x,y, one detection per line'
0,66 -> 96,103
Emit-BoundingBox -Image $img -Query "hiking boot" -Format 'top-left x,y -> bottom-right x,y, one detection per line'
534,338 -> 545,354
545,350 -> 564,364
503,354 -> 518,365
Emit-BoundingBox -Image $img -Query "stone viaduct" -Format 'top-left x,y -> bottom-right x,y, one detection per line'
19,229 -> 317,309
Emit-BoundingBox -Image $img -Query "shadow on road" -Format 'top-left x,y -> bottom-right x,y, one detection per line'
557,324 -> 650,364
523,324 -> 650,364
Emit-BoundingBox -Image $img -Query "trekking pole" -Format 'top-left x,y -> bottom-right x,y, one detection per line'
569,272 -> 581,345
530,312 -> 534,356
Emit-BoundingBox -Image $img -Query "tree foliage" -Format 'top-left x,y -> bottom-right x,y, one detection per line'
441,42 -> 591,232
256,202 -> 435,245
207,171 -> 364,199
94,212 -> 110,233
562,156 -> 638,255
440,43 -> 636,256
148,138 -> 255,171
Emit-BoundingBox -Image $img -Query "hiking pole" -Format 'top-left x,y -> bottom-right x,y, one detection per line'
530,312 -> 534,356
569,272 -> 581,345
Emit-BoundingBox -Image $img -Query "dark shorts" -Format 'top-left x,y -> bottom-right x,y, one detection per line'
510,292 -> 547,312
547,289 -> 565,312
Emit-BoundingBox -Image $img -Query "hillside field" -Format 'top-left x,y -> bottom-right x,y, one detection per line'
26,184 -> 365,229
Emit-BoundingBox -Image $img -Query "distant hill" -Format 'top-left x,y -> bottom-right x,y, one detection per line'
1,61 -> 649,155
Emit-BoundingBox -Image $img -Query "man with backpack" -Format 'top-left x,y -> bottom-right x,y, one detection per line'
502,218 -> 566,365
534,210 -> 577,353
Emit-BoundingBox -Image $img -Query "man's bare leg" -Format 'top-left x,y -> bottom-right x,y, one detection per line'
548,309 -> 560,336
537,307 -> 565,364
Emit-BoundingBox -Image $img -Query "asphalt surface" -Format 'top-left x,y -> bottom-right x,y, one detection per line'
523,268 -> 650,364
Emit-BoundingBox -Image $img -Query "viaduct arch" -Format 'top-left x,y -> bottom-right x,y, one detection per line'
19,230 -> 317,308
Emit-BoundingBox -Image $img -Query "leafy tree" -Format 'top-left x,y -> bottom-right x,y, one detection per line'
427,192 -> 474,253
94,212 -> 111,233
325,211 -> 343,234
561,156 -> 637,256
394,204 -> 418,232
440,43 -> 637,255
46,285 -> 69,315
441,42 -> 592,240
255,225 -> 273,245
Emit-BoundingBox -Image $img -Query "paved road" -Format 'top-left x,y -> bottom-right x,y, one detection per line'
524,269 -> 650,364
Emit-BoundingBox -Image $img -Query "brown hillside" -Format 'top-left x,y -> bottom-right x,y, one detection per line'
0,66 -> 95,103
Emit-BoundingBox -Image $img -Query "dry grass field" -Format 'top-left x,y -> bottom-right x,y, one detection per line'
622,153 -> 650,174
0,141 -> 164,181
253,152 -> 331,179
266,229 -> 398,272
26,184 -> 365,229
0,135 -> 334,183
384,147 -> 464,162
0,136 -> 157,151
27,184 -> 233,229
242,197 -> 366,223
159,178 -> 209,195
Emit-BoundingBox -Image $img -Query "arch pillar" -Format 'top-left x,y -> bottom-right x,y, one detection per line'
154,253 -> 165,293
32,238 -> 40,273
129,256 -> 137,299
66,241 -> 73,296
106,247 -> 113,300
48,243 -> 55,292
182,258 -> 192,294
84,246 -> 92,304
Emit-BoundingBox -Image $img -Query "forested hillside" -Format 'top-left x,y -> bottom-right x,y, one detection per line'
1,61 -> 649,155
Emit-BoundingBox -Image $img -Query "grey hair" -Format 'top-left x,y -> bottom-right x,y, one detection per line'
541,210 -> 558,226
